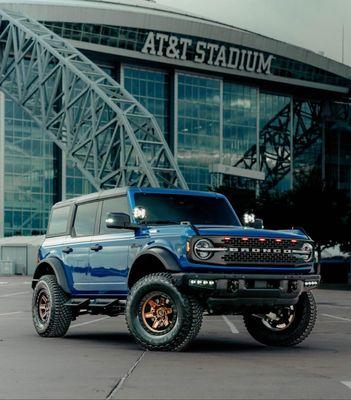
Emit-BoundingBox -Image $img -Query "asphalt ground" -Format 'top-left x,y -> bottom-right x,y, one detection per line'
0,276 -> 351,400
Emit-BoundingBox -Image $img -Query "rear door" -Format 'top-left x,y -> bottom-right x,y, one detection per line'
88,195 -> 133,294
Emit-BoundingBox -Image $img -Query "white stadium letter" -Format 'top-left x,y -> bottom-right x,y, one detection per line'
207,43 -> 219,65
245,51 -> 259,72
194,41 -> 207,63
156,33 -> 169,56
239,50 -> 247,70
214,45 -> 227,67
179,38 -> 192,60
257,53 -> 275,74
227,47 -> 240,69
141,31 -> 156,55
166,36 -> 180,59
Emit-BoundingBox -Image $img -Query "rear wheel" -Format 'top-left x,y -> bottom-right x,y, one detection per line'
126,273 -> 203,351
32,275 -> 72,337
243,292 -> 317,347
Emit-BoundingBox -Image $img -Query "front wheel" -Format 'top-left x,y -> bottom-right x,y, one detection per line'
125,273 -> 203,351
243,291 -> 317,347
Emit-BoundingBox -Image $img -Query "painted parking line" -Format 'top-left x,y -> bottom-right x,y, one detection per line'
70,316 -> 110,329
0,311 -> 23,317
0,281 -> 31,287
322,313 -> 351,322
0,291 -> 30,298
222,315 -> 239,334
107,351 -> 146,399
341,382 -> 351,390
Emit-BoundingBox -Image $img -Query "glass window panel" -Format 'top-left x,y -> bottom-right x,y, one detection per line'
124,65 -> 169,143
99,196 -> 130,234
177,73 -> 221,191
47,206 -> 70,236
74,202 -> 98,236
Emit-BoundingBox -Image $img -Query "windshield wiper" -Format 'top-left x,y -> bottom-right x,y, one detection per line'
146,220 -> 179,225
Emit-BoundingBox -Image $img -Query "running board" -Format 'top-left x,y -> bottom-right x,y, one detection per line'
65,298 -> 126,316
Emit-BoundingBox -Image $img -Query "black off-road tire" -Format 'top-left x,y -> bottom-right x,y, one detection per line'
125,273 -> 203,351
243,291 -> 317,347
32,275 -> 72,337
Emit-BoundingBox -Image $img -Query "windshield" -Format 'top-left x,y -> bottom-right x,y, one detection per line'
134,193 -> 240,226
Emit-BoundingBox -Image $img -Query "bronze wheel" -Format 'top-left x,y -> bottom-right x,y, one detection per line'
140,291 -> 176,334
126,273 -> 203,351
37,291 -> 51,323
261,306 -> 296,332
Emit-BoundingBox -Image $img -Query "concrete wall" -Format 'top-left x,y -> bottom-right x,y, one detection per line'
0,236 -> 44,275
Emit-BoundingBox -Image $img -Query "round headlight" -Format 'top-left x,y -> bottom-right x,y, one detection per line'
194,239 -> 213,260
302,243 -> 313,262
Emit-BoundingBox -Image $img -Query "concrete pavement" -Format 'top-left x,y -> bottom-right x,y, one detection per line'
0,276 -> 351,399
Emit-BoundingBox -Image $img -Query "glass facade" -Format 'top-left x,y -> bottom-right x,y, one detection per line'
66,159 -> 96,199
339,131 -> 351,196
123,65 -> 170,140
177,73 -> 221,190
0,20 -> 350,237
223,82 -> 258,166
325,128 -> 351,197
3,98 -> 56,236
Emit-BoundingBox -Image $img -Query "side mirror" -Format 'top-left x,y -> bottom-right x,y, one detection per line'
106,212 -> 137,230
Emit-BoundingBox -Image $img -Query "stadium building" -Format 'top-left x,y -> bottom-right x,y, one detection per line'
0,0 -> 350,237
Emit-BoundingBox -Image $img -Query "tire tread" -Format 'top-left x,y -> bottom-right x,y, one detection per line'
243,291 -> 317,347
32,275 -> 72,337
125,273 -> 203,351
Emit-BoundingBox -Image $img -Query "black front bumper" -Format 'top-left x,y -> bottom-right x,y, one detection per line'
173,273 -> 320,310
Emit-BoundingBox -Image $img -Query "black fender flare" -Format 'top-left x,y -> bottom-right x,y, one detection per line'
128,247 -> 181,287
32,257 -> 70,293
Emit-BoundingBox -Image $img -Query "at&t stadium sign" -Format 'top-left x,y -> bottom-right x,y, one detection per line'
141,31 -> 275,75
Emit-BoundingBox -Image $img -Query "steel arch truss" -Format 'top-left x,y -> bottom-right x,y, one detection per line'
0,9 -> 188,190
234,99 -> 322,191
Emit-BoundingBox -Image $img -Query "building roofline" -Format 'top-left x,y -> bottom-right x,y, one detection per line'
0,0 -> 350,83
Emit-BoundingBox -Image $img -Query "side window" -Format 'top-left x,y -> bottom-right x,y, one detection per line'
73,202 -> 98,237
47,206 -> 70,236
99,196 -> 130,234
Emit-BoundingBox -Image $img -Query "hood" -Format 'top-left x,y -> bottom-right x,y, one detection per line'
194,225 -> 309,240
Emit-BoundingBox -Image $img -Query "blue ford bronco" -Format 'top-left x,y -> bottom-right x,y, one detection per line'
32,187 -> 320,351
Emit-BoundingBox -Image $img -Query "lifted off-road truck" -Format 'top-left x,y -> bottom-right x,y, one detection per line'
32,187 -> 320,351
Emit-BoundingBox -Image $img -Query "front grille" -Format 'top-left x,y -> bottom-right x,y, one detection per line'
218,237 -> 303,265
189,236 -> 313,266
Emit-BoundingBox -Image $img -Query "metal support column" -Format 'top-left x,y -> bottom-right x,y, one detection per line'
0,91 -> 4,237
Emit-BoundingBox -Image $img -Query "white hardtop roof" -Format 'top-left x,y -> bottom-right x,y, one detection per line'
53,187 -> 128,207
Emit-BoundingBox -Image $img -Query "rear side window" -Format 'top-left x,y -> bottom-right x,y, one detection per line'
47,206 -> 70,236
99,196 -> 130,234
74,202 -> 98,236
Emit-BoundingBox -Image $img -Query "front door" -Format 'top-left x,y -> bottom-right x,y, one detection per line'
88,196 -> 133,295
63,201 -> 99,293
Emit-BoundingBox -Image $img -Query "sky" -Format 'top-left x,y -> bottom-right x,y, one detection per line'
158,0 -> 351,66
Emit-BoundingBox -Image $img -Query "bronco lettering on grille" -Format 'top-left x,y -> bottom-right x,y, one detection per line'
228,247 -> 292,254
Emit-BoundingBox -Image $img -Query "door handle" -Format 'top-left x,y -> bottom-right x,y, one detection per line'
62,247 -> 73,254
90,244 -> 103,252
